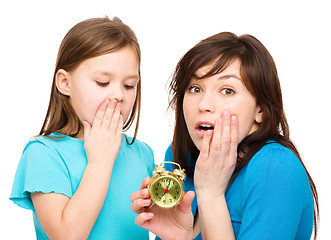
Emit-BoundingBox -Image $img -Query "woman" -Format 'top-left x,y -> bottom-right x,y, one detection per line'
131,32 -> 319,239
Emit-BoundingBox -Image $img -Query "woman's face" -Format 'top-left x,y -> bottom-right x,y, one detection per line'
183,59 -> 262,150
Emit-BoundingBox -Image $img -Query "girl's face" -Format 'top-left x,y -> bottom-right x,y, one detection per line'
183,59 -> 262,150
58,45 -> 139,139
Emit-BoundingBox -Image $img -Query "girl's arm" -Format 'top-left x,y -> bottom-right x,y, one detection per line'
31,99 -> 123,240
194,112 -> 238,239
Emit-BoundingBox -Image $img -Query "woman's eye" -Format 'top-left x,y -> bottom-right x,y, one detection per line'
221,88 -> 234,95
188,86 -> 201,94
96,81 -> 109,87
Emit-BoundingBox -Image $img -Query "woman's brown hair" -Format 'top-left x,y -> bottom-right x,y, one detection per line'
40,16 -> 141,144
169,32 -> 319,238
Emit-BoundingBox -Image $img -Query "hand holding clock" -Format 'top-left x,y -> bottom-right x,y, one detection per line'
130,177 -> 195,240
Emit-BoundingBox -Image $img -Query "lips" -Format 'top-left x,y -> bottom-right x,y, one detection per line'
194,121 -> 215,137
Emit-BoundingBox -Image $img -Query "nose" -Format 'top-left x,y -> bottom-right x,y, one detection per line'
109,83 -> 124,102
198,92 -> 215,113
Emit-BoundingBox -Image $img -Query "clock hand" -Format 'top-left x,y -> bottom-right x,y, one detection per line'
165,185 -> 168,203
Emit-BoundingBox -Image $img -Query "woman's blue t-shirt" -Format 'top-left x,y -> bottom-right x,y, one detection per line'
10,133 -> 155,239
160,141 -> 314,240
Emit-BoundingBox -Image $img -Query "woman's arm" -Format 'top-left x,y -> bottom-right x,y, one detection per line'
31,99 -> 123,240
194,112 -> 238,239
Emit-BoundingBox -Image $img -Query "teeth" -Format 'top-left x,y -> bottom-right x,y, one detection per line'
200,124 -> 212,128
199,123 -> 214,131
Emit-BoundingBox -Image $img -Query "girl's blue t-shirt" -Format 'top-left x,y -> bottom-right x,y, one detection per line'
10,133 -> 155,240
161,141 -> 314,240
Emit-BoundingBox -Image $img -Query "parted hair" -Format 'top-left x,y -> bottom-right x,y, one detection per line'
169,32 -> 319,239
40,16 -> 141,143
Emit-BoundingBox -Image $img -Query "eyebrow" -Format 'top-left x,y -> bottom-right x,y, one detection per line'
218,74 -> 242,81
93,71 -> 139,80
191,73 -> 242,82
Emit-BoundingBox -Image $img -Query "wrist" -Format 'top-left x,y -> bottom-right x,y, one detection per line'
86,161 -> 114,173
196,192 -> 225,206
174,230 -> 193,240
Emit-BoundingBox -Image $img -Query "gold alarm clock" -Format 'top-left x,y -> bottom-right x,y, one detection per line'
148,161 -> 186,209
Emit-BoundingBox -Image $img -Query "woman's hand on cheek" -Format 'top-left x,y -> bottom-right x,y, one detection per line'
194,111 -> 239,199
83,98 -> 123,167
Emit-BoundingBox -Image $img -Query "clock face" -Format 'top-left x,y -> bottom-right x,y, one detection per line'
150,175 -> 183,208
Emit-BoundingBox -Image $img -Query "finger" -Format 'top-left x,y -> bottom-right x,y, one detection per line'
130,188 -> 149,203
130,177 -> 150,202
115,115 -> 123,137
199,130 -> 213,161
92,99 -> 109,128
135,212 -> 154,228
178,191 -> 195,214
141,177 -> 151,190
101,99 -> 117,128
109,102 -> 121,132
221,111 -> 231,157
210,118 -> 222,159
130,197 -> 152,213
82,121 -> 91,140
229,115 -> 239,165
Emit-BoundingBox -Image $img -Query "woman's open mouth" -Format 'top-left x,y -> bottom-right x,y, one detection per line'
195,121 -> 215,137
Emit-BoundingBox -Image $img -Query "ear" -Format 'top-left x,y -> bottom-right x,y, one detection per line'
55,69 -> 71,96
255,106 -> 263,123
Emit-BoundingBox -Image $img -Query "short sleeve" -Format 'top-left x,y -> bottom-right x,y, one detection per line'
10,140 -> 73,211
238,144 -> 313,239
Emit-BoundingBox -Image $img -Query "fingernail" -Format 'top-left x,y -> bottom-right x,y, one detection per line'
143,199 -> 151,205
224,111 -> 230,119
147,212 -> 153,217
231,115 -> 237,124
143,188 -> 149,197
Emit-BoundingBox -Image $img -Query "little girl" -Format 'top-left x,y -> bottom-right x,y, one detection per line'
10,17 -> 155,239
131,32 -> 319,239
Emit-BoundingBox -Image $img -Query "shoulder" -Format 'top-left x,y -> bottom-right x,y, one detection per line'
124,135 -> 154,156
23,134 -> 75,156
23,135 -> 60,156
164,143 -> 173,161
124,135 -> 155,175
243,141 -> 310,196
247,141 -> 306,177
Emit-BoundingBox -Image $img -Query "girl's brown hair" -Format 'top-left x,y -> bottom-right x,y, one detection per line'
40,16 -> 141,143
169,32 -> 319,238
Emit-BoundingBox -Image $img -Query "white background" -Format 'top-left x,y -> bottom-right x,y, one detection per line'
1,0 -> 330,239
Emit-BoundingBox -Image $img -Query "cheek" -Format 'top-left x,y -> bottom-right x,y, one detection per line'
236,110 -> 259,142
84,96 -> 106,124
122,92 -> 137,121
182,95 -> 192,124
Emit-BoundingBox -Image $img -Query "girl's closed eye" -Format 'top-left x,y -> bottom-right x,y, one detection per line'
188,85 -> 202,94
96,81 -> 110,87
124,84 -> 136,90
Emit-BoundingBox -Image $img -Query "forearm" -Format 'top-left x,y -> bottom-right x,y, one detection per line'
61,162 -> 113,238
32,162 -> 114,240
197,194 -> 235,240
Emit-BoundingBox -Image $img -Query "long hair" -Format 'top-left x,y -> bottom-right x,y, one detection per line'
40,16 -> 141,144
169,32 -> 319,238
